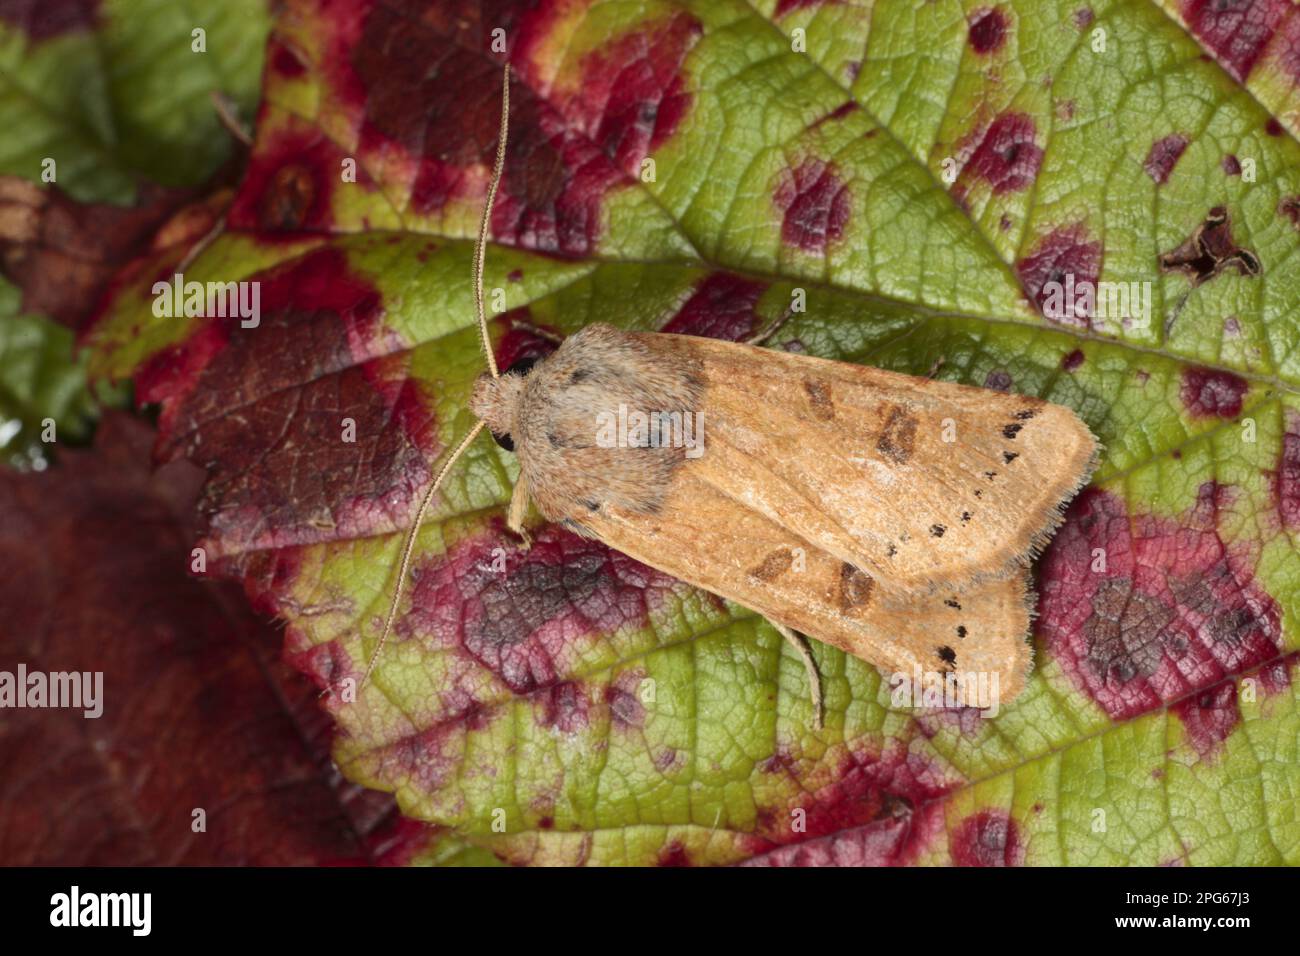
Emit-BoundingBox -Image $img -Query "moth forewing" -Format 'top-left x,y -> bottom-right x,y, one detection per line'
578,470 -> 1036,708
631,332 -> 1098,599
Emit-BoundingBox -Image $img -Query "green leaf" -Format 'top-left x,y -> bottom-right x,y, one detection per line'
0,0 -> 270,202
0,289 -> 124,468
85,0 -> 1300,865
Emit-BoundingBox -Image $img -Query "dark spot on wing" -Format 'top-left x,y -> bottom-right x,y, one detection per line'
956,625 -> 968,639
749,547 -> 794,582
1003,452 -> 1018,464
838,563 -> 874,611
802,378 -> 834,420
930,524 -> 946,537
937,645 -> 958,665
877,406 -> 918,464
1002,423 -> 1023,439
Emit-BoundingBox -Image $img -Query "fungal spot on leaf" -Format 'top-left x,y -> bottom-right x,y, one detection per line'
877,406 -> 918,463
536,681 -> 591,733
838,563 -> 874,611
1143,134 -> 1189,185
1180,366 -> 1247,419
983,369 -> 1013,392
951,810 -> 1021,866
1159,206 -> 1260,287
1275,409 -> 1300,529
962,113 -> 1043,195
1182,0 -> 1289,82
773,158 -> 851,253
1017,224 -> 1102,326
802,378 -> 834,420
605,669 -> 649,729
1171,682 -> 1240,759
742,745 -> 958,866
1279,196 -> 1300,230
231,130 -> 350,233
1038,489 -> 1282,720
967,7 -> 1009,54
0,0 -> 98,40
661,272 -> 768,341
405,527 -> 676,696
657,841 -> 691,867
749,547 -> 794,582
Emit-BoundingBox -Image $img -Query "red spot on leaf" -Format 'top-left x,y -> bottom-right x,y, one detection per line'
1275,409 -> 1300,529
402,525 -> 677,696
773,159 -> 851,253
660,272 -> 768,340
136,248 -> 432,558
1266,118 -> 1284,135
775,0 -> 841,15
605,669 -> 648,728
657,841 -> 691,866
536,681 -> 591,733
951,810 -> 1022,866
983,369 -> 1013,392
1061,348 -> 1086,372
1180,366 -> 1247,418
968,7 -> 1009,54
563,12 -> 702,176
963,113 -> 1043,195
811,102 -> 860,128
1016,224 -> 1102,326
1038,489 -> 1283,720
1257,653 -> 1296,696
272,42 -> 307,78
1181,0 -> 1288,82
0,0 -> 96,39
1074,7 -> 1095,28
1144,134 -> 1189,185
1222,154 -> 1242,175
1279,196 -> 1300,230
741,743 -> 959,866
1171,682 -> 1240,758
494,309 -> 560,370
229,127 -> 356,233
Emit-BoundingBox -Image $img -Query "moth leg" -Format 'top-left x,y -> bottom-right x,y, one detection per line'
507,480 -> 533,550
772,622 -> 823,730
742,304 -> 795,347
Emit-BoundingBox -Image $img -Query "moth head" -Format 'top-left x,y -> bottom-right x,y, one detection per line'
469,356 -> 538,451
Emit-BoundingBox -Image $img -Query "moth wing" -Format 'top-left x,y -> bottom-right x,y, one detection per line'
575,470 -> 1034,705
632,332 -> 1096,597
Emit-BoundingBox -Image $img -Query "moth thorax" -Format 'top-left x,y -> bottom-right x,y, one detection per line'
469,371 -> 526,439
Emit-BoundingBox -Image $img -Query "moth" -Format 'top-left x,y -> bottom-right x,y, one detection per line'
356,66 -> 1098,727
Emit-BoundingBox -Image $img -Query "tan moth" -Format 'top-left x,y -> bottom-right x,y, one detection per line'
353,65 -> 1098,728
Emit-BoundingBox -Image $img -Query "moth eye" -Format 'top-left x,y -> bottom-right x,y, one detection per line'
506,355 -> 539,377
492,431 -> 515,452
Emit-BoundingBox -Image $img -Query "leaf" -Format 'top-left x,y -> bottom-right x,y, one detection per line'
0,0 -> 270,203
0,411 -> 440,864
84,0 -> 1300,865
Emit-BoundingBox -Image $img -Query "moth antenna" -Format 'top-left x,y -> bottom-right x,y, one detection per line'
357,420 -> 487,695
354,63 -> 509,696
475,61 -> 511,380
